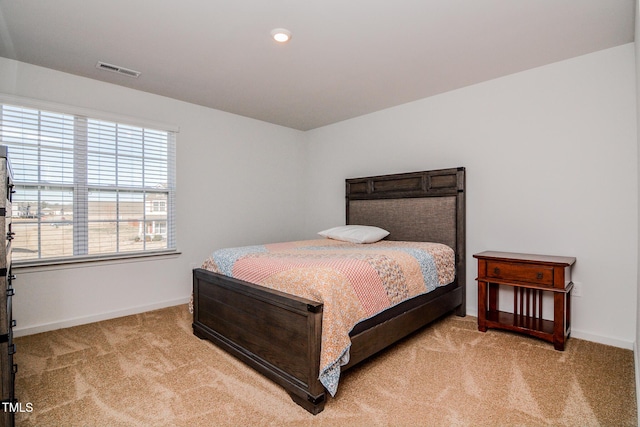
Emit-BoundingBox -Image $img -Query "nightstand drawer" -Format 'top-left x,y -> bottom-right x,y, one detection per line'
485,261 -> 554,286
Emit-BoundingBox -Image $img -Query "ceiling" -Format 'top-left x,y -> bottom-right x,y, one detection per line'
0,0 -> 635,131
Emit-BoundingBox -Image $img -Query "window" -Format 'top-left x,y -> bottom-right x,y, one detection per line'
151,200 -> 166,213
0,102 -> 176,264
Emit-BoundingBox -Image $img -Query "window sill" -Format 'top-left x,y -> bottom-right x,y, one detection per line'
13,250 -> 181,272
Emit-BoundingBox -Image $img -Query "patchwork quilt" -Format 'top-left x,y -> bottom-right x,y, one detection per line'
201,238 -> 455,396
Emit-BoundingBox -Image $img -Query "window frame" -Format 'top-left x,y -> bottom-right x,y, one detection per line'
0,94 -> 179,267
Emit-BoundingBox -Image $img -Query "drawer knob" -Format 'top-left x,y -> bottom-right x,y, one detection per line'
493,267 -> 500,275
536,272 -> 543,280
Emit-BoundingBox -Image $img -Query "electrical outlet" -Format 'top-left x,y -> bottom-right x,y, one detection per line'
572,282 -> 583,297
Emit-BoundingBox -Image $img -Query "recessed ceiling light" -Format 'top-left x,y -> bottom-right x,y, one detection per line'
271,28 -> 292,43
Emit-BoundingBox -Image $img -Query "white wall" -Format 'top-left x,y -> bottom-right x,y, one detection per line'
0,57 -> 307,335
304,44 -> 638,348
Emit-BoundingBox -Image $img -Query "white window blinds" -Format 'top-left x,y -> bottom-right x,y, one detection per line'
0,103 -> 177,263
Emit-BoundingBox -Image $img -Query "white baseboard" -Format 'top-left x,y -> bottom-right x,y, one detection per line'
13,296 -> 191,338
570,329 -> 634,350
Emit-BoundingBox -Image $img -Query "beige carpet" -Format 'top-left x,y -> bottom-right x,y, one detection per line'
13,305 -> 637,426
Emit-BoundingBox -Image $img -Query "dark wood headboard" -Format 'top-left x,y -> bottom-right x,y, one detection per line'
345,167 -> 466,310
346,168 -> 465,245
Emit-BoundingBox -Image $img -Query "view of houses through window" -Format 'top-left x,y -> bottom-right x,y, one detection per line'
0,103 -> 176,262
12,188 -> 170,259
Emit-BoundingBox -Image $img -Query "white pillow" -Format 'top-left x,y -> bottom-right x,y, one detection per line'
318,225 -> 390,244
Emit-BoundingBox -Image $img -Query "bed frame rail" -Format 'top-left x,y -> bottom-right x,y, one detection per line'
345,283 -> 463,369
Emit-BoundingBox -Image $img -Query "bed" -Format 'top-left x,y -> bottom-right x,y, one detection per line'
192,167 -> 466,414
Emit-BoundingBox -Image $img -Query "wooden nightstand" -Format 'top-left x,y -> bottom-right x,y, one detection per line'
474,251 -> 576,351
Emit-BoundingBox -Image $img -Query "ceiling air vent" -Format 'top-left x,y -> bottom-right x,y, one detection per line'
96,61 -> 141,78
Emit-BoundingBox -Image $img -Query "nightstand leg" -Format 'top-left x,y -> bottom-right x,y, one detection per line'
478,280 -> 487,332
553,292 -> 566,351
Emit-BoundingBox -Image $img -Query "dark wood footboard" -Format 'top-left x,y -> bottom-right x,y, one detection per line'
192,268 -> 327,414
